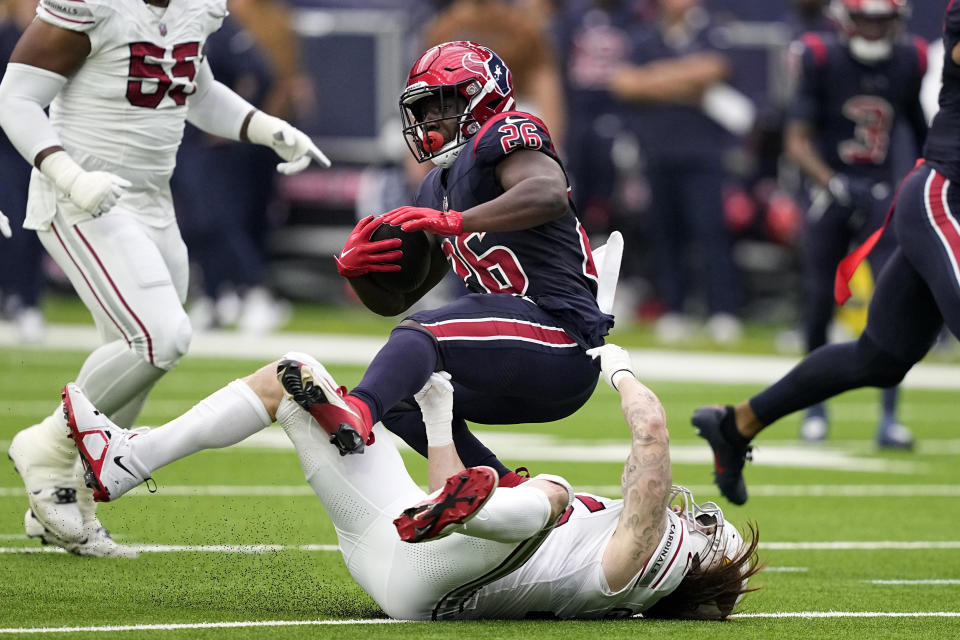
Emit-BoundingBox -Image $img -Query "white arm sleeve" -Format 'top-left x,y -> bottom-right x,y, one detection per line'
186,58 -> 256,141
0,62 -> 67,165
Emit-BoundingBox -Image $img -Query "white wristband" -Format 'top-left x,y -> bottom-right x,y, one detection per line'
245,110 -> 284,147
39,151 -> 83,196
425,419 -> 453,448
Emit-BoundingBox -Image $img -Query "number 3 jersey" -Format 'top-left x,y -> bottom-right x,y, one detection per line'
787,30 -> 927,184
450,495 -> 695,620
413,111 -> 614,348
27,0 -> 227,228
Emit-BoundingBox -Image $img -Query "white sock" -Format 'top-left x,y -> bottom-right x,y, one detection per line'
133,380 -> 271,472
454,484 -> 553,543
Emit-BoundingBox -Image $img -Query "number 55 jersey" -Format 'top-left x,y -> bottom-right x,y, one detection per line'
413,110 -> 614,348
26,0 -> 227,229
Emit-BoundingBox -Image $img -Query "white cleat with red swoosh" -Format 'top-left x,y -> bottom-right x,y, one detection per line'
62,383 -> 152,502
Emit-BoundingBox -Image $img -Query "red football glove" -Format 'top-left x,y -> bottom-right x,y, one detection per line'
381,205 -> 464,236
334,215 -> 403,278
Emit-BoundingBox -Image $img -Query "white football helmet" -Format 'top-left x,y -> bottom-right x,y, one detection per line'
669,485 -> 749,618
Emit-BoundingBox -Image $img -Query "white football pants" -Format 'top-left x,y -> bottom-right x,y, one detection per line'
37,210 -> 191,424
277,393 -> 555,621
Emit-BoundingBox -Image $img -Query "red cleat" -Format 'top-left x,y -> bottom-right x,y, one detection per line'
394,466 -> 497,543
277,359 -> 374,455
498,466 -> 530,488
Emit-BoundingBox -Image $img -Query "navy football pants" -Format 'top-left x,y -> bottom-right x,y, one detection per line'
751,163 -> 958,425
355,294 -> 600,470
801,194 -> 895,351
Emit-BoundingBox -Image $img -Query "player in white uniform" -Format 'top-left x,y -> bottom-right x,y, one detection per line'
0,0 -> 329,556
65,343 -> 761,620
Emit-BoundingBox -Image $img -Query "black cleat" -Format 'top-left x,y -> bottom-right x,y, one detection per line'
277,359 -> 369,456
691,405 -> 752,505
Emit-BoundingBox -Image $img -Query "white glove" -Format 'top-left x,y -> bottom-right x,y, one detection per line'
40,151 -> 131,216
245,111 -> 331,175
586,343 -> 636,391
414,371 -> 454,447
0,210 -> 11,238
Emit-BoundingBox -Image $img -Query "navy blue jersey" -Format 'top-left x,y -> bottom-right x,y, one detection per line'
789,31 -> 928,182
413,110 -> 613,348
924,0 -> 960,182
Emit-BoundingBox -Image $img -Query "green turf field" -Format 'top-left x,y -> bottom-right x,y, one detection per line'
1,341 -> 959,639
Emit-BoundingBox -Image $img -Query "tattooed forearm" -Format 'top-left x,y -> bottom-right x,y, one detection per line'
619,379 -> 671,558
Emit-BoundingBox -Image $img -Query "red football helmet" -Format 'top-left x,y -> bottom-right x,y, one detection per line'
830,0 -> 909,62
400,41 -> 516,168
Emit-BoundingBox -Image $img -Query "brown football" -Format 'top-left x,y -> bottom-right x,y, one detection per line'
367,221 -> 431,293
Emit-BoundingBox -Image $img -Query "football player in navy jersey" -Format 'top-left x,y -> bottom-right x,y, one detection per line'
784,0 -> 927,447
691,1 -> 960,506
328,41 -> 614,484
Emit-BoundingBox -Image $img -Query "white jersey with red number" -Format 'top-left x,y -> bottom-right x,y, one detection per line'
452,494 -> 695,620
26,0 -> 226,228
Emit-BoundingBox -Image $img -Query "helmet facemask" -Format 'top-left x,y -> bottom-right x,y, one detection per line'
831,0 -> 909,64
670,485 -> 743,571
401,83 -> 478,169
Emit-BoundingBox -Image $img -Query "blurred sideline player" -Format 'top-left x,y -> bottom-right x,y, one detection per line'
66,343 -> 761,620
0,0 -> 45,343
609,0 -> 743,345
784,0 -> 927,447
554,0 -> 641,236
172,15 -> 290,334
691,0 -> 960,506
330,41 -> 613,482
0,0 -> 329,556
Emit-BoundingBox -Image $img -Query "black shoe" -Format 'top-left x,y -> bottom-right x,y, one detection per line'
691,405 -> 752,505
276,359 -> 369,456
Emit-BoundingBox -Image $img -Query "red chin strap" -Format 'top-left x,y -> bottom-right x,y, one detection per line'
423,130 -> 444,153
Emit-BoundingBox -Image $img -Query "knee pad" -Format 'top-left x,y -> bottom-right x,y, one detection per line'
855,335 -> 912,388
392,322 -> 442,368
149,314 -> 193,370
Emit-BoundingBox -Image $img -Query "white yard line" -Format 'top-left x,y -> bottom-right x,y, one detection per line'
0,483 -> 955,499
2,612 -> 959,633
0,544 -> 340,554
2,541 -> 959,554
761,541 -> 960,550
868,580 -> 960,585
731,612 -> 960,618
2,322 -> 959,388
2,483 -> 959,498
135,428 -> 926,475
0,619 -> 407,634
